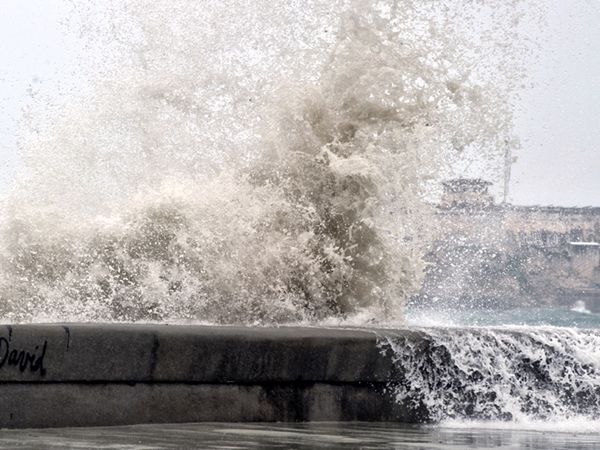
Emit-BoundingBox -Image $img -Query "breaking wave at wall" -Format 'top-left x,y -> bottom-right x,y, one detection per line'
0,0 -> 539,323
380,326 -> 600,424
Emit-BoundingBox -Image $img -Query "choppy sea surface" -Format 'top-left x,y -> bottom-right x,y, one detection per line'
405,305 -> 600,329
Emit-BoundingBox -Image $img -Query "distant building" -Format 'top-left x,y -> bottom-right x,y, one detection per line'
417,178 -> 600,311
440,178 -> 494,209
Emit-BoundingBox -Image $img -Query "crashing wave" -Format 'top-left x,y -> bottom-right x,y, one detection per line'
379,326 -> 600,422
0,0 -> 539,323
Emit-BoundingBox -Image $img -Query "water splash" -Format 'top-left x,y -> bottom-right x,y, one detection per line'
0,0 -> 540,323
380,326 -> 600,423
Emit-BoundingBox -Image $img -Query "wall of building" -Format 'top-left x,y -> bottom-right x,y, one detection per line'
417,180 -> 600,309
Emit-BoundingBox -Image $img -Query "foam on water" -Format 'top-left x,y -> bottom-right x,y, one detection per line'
0,0 -> 540,324
440,417 -> 600,434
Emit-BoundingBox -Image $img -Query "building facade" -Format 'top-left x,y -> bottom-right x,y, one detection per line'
418,179 -> 600,310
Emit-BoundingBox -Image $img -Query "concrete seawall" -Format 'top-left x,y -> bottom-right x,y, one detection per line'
0,324 -> 417,428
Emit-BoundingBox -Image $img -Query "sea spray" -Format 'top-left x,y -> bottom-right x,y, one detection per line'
0,0 -> 541,323
379,326 -> 600,422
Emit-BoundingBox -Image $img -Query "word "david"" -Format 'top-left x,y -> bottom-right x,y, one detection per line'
0,338 -> 47,377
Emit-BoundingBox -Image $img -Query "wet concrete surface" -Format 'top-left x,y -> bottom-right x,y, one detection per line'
0,422 -> 598,450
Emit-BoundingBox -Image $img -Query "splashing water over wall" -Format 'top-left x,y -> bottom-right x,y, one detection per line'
0,1 -> 542,323
379,326 -> 600,423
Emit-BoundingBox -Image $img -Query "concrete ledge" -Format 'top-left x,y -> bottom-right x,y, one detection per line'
0,324 -> 420,428
0,383 -> 413,428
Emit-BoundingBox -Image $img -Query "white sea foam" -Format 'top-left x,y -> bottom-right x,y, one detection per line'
0,0 -> 541,324
380,326 -> 600,423
440,417 -> 600,434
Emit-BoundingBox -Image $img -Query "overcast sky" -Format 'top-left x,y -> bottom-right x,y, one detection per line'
511,0 -> 600,207
1,1 -> 599,207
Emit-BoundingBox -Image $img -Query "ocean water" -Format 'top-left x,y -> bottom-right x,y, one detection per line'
405,305 -> 600,329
